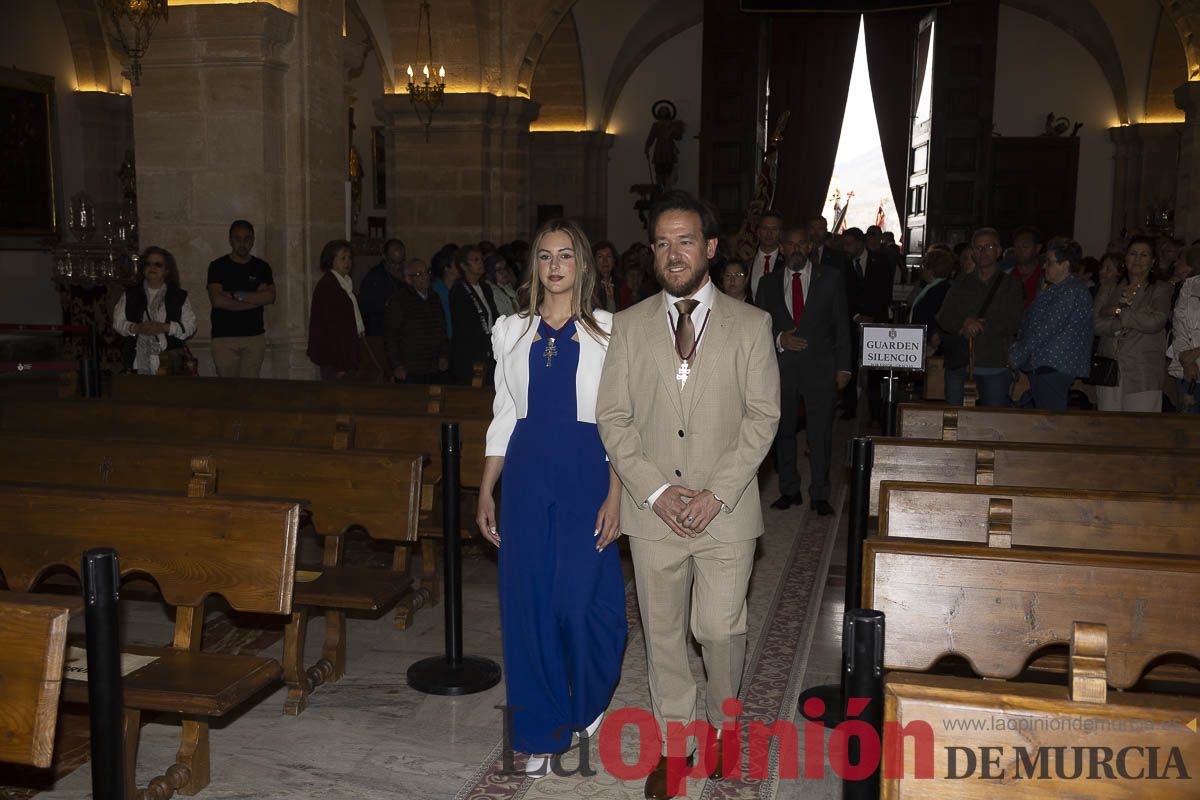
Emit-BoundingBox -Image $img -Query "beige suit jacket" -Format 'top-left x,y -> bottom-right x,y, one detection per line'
597,288 -> 781,542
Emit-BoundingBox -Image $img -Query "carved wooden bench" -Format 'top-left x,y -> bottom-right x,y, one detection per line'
0,593 -> 78,768
882,628 -> 1200,797
111,373 -> 495,418
0,432 -> 424,714
878,482 -> 1200,554
896,403 -> 1200,449
0,483 -> 298,798
867,438 -> 1200,518
0,397 -> 486,606
862,536 -> 1200,688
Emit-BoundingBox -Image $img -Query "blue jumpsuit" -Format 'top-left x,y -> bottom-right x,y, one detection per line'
499,319 -> 627,755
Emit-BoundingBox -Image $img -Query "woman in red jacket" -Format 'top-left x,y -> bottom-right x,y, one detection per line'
307,239 -> 364,379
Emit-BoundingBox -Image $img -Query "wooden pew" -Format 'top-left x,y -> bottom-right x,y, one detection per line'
0,397 -> 485,610
897,403 -> 1200,449
878,482 -> 1200,554
882,634 -> 1200,797
0,432 -> 425,713
111,372 -> 495,418
862,537 -> 1200,687
867,438 -> 1200,518
0,483 -> 298,798
0,593 -> 77,768
0,397 -> 489,487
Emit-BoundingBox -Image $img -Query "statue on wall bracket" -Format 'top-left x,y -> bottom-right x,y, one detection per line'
645,99 -> 685,190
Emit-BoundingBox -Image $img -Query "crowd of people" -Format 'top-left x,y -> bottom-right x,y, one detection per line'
110,210 -> 1200,419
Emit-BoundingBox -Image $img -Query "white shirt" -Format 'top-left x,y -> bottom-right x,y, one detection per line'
647,278 -> 727,510
749,248 -> 780,299
113,283 -> 197,375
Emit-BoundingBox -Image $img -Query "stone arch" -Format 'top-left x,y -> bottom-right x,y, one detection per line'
347,0 -> 395,93
1147,5 -> 1190,119
599,0 -> 704,131
1003,0 -> 1131,123
56,0 -> 118,92
1161,0 -> 1200,80
515,0 -> 575,97
530,10 -> 587,130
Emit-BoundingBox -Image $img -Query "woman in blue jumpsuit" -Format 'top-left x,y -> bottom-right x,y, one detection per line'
477,219 -> 627,777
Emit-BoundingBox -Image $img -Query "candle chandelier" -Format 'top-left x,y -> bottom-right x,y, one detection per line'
406,1 -> 446,142
101,0 -> 169,86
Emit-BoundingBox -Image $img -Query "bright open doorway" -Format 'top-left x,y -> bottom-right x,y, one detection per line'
822,16 -> 899,237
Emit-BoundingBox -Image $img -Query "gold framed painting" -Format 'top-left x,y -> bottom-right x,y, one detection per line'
0,67 -> 62,247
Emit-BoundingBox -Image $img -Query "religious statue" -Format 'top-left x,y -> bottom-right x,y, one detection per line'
644,100 -> 685,189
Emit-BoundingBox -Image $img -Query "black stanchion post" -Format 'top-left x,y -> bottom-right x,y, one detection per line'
799,437 -> 875,729
443,419 -> 463,667
82,547 -> 125,800
882,370 -> 897,437
842,609 -> 885,800
82,323 -> 101,398
407,422 -> 502,696
843,438 -> 874,616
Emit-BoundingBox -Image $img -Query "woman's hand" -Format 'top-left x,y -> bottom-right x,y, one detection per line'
594,492 -> 621,552
477,490 -> 500,547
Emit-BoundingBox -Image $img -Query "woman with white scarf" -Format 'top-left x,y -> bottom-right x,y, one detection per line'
307,239 -> 365,380
113,246 -> 197,375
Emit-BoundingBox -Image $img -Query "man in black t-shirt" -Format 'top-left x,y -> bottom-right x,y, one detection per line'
206,219 -> 276,377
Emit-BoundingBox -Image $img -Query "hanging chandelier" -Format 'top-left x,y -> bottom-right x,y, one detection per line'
406,1 -> 446,142
101,0 -> 169,87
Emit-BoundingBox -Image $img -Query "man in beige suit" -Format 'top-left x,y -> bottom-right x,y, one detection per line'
597,191 -> 781,799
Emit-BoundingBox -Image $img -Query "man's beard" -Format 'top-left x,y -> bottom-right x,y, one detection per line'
657,262 -> 707,297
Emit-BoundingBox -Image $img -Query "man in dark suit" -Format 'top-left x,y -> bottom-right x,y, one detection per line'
806,215 -> 849,273
842,227 -> 894,423
755,226 -> 851,515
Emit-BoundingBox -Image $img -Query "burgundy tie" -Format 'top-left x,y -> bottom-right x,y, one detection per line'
791,271 -> 805,326
763,253 -> 772,275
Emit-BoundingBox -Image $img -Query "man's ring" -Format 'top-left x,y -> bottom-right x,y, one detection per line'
686,516 -> 694,523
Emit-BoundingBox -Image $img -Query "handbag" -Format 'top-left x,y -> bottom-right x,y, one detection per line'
1086,352 -> 1119,387
943,271 -> 1006,370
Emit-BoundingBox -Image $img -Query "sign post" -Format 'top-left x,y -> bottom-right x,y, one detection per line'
858,323 -> 926,436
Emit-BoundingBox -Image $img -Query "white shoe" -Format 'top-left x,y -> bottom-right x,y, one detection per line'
525,755 -> 551,779
581,712 -> 604,740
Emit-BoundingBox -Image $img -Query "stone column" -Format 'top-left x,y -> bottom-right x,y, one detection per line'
375,93 -> 539,261
529,131 -> 615,240
1175,82 -> 1200,241
1109,125 -> 1141,242
133,1 -> 345,378
1109,122 -> 1183,242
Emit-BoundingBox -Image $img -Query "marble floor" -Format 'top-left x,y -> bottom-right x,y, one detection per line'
13,423 -> 860,800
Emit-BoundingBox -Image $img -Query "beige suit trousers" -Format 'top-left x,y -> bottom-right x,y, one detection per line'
629,530 -> 756,743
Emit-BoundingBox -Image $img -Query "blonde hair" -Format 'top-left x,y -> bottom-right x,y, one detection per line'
515,219 -> 608,344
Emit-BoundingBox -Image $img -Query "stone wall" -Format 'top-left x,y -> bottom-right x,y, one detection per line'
530,131 -> 613,241
375,93 -> 538,261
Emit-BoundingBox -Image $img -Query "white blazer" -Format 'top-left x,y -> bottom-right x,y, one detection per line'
485,310 -> 613,457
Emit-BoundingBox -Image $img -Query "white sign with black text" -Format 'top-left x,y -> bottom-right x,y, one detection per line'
859,324 -> 926,371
